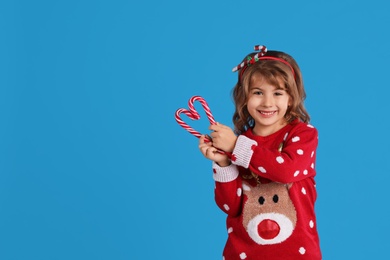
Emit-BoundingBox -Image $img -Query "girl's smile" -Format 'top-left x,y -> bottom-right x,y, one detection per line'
258,110 -> 277,117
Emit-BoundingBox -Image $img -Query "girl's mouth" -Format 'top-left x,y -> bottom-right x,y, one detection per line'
259,110 -> 276,117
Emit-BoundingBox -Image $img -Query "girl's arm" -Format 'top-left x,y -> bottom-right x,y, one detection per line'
231,123 -> 318,183
199,135 -> 243,216
212,162 -> 243,216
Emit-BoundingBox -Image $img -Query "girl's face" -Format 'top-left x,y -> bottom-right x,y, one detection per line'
247,74 -> 291,136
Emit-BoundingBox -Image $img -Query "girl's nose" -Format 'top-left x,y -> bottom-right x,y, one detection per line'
262,95 -> 273,107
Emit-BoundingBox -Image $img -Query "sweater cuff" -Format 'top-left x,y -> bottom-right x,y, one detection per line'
212,161 -> 239,183
231,135 -> 258,169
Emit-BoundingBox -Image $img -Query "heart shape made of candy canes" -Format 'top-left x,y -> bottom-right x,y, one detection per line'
175,96 -> 216,141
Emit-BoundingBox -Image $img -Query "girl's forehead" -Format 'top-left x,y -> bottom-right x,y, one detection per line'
250,75 -> 285,90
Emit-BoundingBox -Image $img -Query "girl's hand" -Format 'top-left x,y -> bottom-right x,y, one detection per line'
199,135 -> 230,167
209,123 -> 237,153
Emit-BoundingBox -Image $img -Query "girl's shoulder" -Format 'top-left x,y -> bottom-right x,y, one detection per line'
289,119 -> 318,133
287,119 -> 318,140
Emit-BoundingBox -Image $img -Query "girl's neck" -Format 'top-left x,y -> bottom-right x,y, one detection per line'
252,119 -> 289,137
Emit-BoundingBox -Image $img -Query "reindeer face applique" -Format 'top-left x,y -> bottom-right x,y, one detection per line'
242,180 -> 297,245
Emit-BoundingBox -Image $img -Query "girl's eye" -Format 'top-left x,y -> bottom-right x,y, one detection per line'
253,91 -> 262,95
275,92 -> 283,96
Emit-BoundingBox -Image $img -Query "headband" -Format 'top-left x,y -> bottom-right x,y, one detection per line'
232,45 -> 296,79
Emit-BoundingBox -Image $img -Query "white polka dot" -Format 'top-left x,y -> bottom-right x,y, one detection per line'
243,183 -> 251,191
276,156 -> 284,164
309,220 -> 314,228
299,247 -> 306,254
228,227 -> 233,233
239,252 -> 247,259
311,151 -> 314,157
311,163 -> 314,169
303,169 -> 308,175
292,136 -> 300,142
223,204 -> 230,211
237,188 -> 242,196
297,149 -> 304,155
307,124 -> 314,128
258,166 -> 266,173
293,170 -> 300,177
301,187 -> 306,195
284,132 -> 289,141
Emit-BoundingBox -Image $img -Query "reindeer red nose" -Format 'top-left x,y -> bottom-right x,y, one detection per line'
258,219 -> 280,239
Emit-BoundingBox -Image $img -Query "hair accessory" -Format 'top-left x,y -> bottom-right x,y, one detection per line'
232,45 -> 267,72
175,96 -> 231,156
232,45 -> 296,79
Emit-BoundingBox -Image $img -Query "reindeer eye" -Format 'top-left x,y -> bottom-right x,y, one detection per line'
273,195 -> 279,203
258,196 -> 265,205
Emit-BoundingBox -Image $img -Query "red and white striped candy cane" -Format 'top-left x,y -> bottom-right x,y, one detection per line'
175,95 -> 230,156
175,95 -> 216,139
232,45 -> 267,72
188,96 -> 216,125
254,45 -> 267,52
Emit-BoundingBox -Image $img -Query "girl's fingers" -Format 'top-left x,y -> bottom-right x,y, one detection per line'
205,146 -> 217,157
209,124 -> 220,131
200,135 -> 210,145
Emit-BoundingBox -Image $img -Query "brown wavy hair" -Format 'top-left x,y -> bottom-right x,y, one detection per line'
232,50 -> 310,135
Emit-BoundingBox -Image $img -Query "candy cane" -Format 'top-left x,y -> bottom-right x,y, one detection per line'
175,95 -> 231,156
175,96 -> 216,139
232,45 -> 267,72
254,45 -> 267,52
188,96 -> 216,125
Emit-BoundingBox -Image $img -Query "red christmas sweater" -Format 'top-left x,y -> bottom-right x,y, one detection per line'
212,120 -> 321,259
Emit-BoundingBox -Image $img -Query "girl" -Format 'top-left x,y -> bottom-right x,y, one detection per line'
199,45 -> 321,259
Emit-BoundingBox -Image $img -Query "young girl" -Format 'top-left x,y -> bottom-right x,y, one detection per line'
199,45 -> 321,259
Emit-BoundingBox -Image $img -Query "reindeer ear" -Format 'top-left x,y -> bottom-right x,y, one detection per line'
242,182 -> 251,192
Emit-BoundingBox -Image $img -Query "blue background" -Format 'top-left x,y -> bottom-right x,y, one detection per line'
1,0 -> 389,259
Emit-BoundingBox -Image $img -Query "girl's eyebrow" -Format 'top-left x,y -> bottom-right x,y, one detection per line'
250,86 -> 286,91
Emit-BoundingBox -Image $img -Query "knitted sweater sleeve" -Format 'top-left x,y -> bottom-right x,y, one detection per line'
212,162 -> 243,217
231,123 -> 318,183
